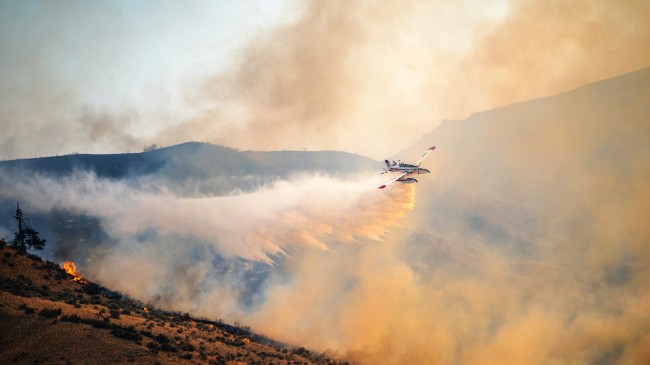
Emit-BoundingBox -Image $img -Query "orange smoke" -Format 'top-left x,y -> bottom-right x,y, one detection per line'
399,184 -> 416,210
62,261 -> 88,284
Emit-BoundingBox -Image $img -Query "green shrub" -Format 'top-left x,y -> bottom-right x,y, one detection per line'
139,330 -> 155,338
110,326 -> 142,343
27,253 -> 42,262
154,333 -> 170,344
180,343 -> 195,352
292,347 -> 312,358
160,343 -> 178,352
82,282 -> 102,296
18,303 -> 35,314
38,308 -> 62,319
61,314 -> 81,323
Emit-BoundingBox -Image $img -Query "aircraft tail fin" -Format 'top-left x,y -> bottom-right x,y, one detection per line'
384,160 -> 391,168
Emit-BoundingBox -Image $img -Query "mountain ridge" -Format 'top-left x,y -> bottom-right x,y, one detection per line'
396,65 -> 650,162
0,141 -> 379,180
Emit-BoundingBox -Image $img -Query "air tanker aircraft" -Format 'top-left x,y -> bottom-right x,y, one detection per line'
378,146 -> 436,189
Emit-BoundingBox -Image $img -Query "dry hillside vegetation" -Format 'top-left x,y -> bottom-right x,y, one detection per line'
0,245 -> 345,365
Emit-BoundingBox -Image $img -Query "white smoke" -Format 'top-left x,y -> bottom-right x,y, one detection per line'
2,172 -> 414,263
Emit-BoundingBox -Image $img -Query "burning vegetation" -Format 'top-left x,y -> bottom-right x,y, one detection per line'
62,261 -> 87,284
1,245 -> 343,365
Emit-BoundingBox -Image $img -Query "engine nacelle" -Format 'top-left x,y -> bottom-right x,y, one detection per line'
397,177 -> 418,184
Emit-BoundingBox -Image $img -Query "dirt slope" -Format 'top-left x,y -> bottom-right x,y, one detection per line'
0,245 -> 345,365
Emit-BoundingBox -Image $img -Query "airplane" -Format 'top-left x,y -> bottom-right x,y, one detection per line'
377,146 -> 436,189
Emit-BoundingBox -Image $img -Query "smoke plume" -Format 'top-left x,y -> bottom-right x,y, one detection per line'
1,173 -> 413,263
0,171 -> 416,318
1,1 -> 649,363
161,0 -> 650,159
1,0 -> 648,159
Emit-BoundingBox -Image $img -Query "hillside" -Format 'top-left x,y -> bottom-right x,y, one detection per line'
0,244 -> 345,365
397,66 -> 650,250
400,65 -> 650,189
0,142 -> 380,202
0,142 -> 382,268
361,67 -> 650,363
0,142 -> 378,183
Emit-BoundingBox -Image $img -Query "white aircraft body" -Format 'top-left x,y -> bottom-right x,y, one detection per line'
378,146 -> 436,189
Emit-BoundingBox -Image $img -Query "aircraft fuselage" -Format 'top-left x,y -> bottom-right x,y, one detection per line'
387,166 -> 430,174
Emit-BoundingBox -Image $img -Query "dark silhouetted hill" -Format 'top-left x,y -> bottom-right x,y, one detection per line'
0,142 -> 378,181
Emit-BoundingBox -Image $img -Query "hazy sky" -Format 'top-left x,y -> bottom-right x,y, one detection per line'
1,0 -> 649,159
0,0 -> 296,157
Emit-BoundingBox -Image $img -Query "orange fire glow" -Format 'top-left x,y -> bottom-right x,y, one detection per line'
143,307 -> 149,313
62,261 -> 88,284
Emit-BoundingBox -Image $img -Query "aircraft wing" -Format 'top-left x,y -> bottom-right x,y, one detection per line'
377,172 -> 408,189
415,146 -> 436,166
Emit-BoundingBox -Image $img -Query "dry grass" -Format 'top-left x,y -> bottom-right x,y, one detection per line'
0,245 -> 345,365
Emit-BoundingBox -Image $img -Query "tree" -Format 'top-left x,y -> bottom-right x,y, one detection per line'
11,202 -> 46,253
143,143 -> 161,152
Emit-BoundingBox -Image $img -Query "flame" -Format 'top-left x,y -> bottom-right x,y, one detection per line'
62,261 -> 87,284
143,307 -> 149,313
